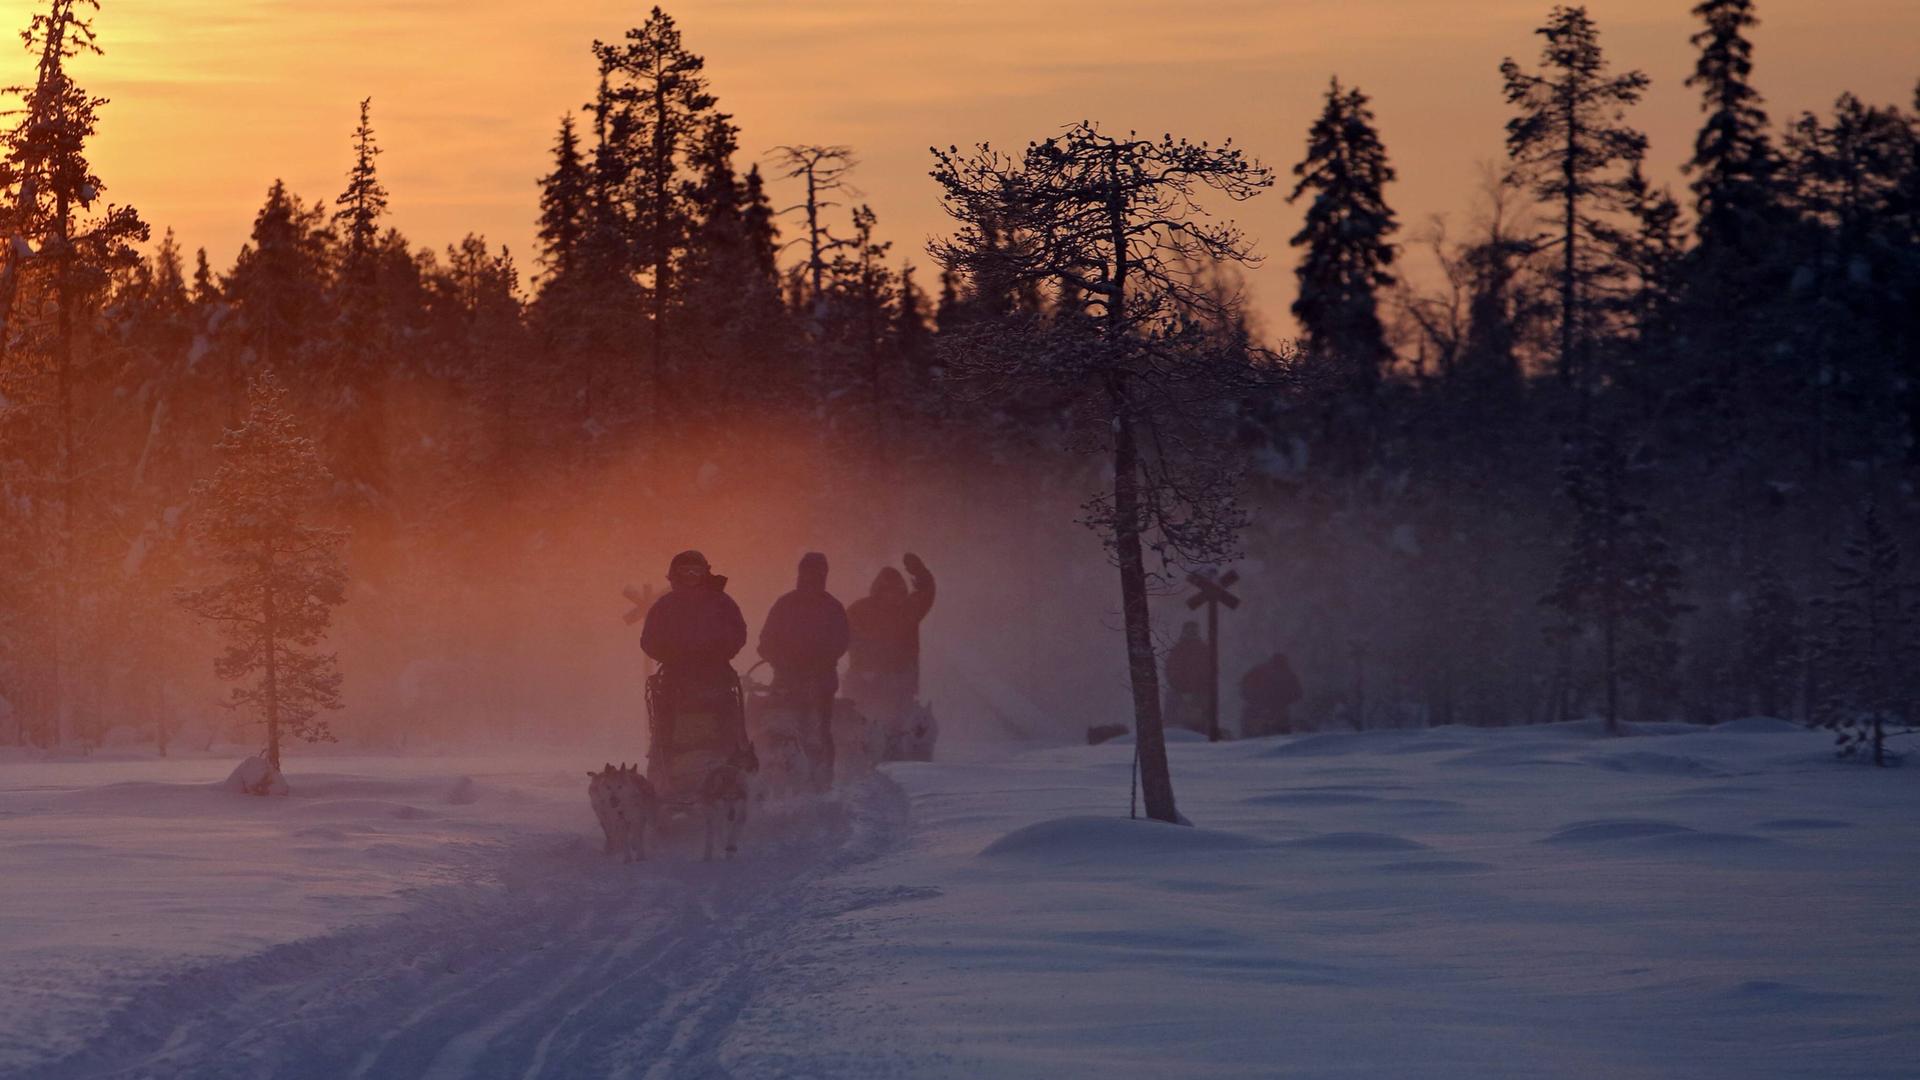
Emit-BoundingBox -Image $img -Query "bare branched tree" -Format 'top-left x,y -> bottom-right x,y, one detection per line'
768,144 -> 859,317
931,122 -> 1282,823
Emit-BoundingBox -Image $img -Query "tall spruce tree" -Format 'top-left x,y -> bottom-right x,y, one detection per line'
1500,6 -> 1649,385
334,98 -> 387,288
1684,0 -> 1777,255
536,114 -> 589,280
1540,431 -> 1690,733
227,181 -> 332,379
176,369 -> 347,774
0,0 -> 145,745
593,6 -> 718,424
1288,77 -> 1398,391
329,97 -> 391,498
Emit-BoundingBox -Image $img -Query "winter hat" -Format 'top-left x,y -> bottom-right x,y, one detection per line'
799,552 -> 829,575
669,550 -> 710,575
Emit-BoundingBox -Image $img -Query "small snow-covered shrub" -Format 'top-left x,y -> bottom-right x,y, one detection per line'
223,754 -> 289,796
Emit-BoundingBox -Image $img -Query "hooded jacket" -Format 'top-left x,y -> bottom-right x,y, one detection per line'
846,561 -> 935,677
641,573 -> 748,676
758,556 -> 851,684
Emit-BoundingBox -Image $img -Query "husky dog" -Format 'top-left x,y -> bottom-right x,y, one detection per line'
588,762 -> 658,862
701,760 -> 751,862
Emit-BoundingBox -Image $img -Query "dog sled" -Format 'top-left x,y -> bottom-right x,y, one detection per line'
845,669 -> 938,763
741,663 -> 834,800
644,670 -> 757,859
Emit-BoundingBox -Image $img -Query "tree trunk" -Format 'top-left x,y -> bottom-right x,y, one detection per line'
53,186 -> 76,748
1560,92 -> 1578,385
650,76 -> 672,431
262,547 -> 282,772
1112,392 -> 1177,823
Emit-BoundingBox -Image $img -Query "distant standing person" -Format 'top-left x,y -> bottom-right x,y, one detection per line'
1240,650 -> 1303,737
757,552 -> 850,787
845,553 -> 935,726
1163,621 -> 1211,735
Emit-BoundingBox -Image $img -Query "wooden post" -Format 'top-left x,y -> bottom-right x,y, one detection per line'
1185,570 -> 1241,744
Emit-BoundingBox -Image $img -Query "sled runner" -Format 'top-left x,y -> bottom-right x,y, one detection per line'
645,670 -> 757,859
741,663 -> 833,800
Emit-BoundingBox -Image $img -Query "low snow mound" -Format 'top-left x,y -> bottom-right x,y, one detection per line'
1247,791 -> 1383,807
1527,719 -> 1694,740
444,776 -> 478,805
1254,732 -> 1375,758
1754,817 -> 1853,831
1285,831 -> 1428,853
1161,728 -> 1210,743
301,799 -> 435,821
978,815 -> 1263,861
220,755 -> 288,797
1714,717 -> 1805,735
1543,819 -> 1695,844
1582,749 -> 1730,777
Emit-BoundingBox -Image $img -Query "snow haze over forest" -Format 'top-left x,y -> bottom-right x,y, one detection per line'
1,0 -> 1917,1075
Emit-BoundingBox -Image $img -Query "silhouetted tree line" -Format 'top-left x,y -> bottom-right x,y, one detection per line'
0,1 -> 1914,767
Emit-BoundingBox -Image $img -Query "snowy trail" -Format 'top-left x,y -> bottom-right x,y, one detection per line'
12,723 -> 1917,1078
23,779 -> 910,1080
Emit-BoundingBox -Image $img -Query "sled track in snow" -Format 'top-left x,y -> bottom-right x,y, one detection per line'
27,777 -> 912,1080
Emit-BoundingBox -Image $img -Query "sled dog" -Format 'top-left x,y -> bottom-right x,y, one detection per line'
701,762 -> 751,862
588,762 -> 658,862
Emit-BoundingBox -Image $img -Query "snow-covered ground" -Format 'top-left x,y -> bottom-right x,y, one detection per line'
4,720 -> 1915,1078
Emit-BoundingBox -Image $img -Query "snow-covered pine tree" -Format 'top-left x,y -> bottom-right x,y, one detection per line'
176,369 -> 347,775
1811,502 -> 1917,765
1288,76 -> 1398,394
1540,431 -> 1690,734
1500,5 -> 1649,386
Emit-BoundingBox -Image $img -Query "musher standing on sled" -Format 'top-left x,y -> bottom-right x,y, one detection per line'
640,550 -> 751,784
757,552 -> 850,790
845,552 -> 935,735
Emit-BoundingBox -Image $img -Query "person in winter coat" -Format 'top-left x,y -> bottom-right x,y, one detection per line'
758,552 -> 850,781
845,553 -> 935,724
1164,621 -> 1211,735
1240,650 -> 1304,737
641,550 -> 748,682
640,551 -> 751,780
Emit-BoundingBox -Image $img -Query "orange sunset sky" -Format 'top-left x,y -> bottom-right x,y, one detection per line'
13,0 -> 1919,328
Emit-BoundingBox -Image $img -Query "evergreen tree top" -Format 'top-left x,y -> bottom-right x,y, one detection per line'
1500,6 -> 1650,209
1685,0 -> 1777,250
334,97 -> 388,274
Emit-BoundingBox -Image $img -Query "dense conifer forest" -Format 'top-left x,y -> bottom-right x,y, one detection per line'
1,1 -> 1914,764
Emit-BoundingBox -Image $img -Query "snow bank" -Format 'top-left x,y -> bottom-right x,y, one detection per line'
220,754 -> 288,796
978,815 -> 1263,860
5,722 -> 1916,1078
0,751 -> 590,1072
803,721 -> 1920,1078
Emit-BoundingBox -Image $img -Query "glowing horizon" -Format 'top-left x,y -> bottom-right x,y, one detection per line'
11,0 -> 1918,329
